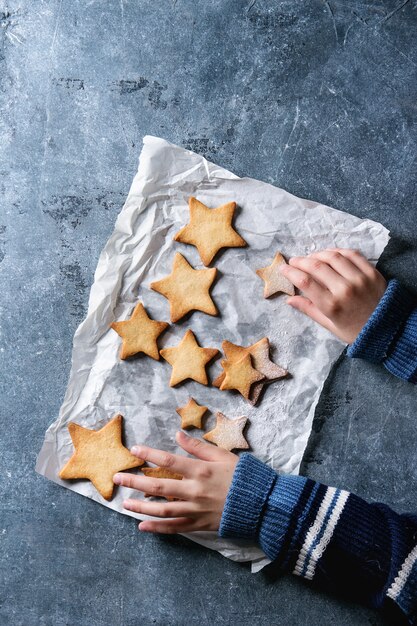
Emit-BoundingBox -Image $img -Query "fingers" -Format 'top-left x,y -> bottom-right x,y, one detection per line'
113,472 -> 189,500
279,263 -> 333,308
123,498 -> 198,518
326,248 -> 378,279
308,250 -> 366,284
286,296 -> 339,336
129,434 -> 235,474
138,517 -> 198,534
176,430 -> 235,462
288,256 -> 347,294
130,443 -> 195,478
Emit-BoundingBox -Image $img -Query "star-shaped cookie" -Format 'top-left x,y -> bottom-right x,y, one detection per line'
220,353 -> 265,399
59,414 -> 144,501
160,330 -> 219,387
141,466 -> 183,500
174,197 -> 247,266
203,412 -> 249,451
176,397 -> 208,429
110,302 -> 169,360
213,337 -> 288,405
256,252 -> 295,298
150,252 -> 218,323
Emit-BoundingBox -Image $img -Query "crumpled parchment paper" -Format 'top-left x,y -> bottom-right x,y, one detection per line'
36,135 -> 390,573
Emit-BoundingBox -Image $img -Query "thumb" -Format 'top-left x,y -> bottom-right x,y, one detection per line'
176,430 -> 235,462
287,295 -> 339,335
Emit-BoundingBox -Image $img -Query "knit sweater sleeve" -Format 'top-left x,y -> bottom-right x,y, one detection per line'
346,279 -> 417,383
219,454 -> 417,624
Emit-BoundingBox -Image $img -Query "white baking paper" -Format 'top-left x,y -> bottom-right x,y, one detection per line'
36,135 -> 390,573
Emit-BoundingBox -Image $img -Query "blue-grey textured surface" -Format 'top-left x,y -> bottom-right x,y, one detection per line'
1,1 -> 416,624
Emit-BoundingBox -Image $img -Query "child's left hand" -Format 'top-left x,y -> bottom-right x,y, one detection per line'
113,430 -> 238,533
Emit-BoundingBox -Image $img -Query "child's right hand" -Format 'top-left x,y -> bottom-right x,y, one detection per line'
279,248 -> 387,344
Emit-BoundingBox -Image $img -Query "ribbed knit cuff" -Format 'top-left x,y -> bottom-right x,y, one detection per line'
347,280 -> 415,364
218,454 -> 277,540
219,454 -> 310,564
258,473 -> 308,561
384,308 -> 417,383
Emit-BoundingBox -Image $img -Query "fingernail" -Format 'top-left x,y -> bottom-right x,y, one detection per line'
138,522 -> 147,532
131,445 -> 141,455
113,474 -> 122,484
123,499 -> 133,510
176,430 -> 186,440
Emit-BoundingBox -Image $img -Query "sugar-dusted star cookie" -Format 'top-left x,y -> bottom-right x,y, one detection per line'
213,337 -> 288,405
59,414 -> 144,501
174,197 -> 247,266
220,353 -> 265,400
176,397 -> 208,429
203,412 -> 249,451
141,466 -> 183,501
256,252 -> 295,298
110,302 -> 169,360
160,329 -> 219,387
150,252 -> 218,323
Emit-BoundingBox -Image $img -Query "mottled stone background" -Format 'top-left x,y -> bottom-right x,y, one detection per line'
1,1 -> 416,624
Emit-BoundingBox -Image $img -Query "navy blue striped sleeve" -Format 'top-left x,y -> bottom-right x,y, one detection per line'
347,280 -> 417,384
219,454 -> 417,624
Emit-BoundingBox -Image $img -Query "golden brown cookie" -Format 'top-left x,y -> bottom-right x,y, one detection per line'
214,337 -> 288,404
176,397 -> 208,429
220,353 -> 265,399
174,197 -> 247,266
59,414 -> 144,501
203,412 -> 249,451
160,329 -> 219,387
256,252 -> 295,298
110,302 -> 169,360
150,252 -> 218,323
141,466 -> 183,501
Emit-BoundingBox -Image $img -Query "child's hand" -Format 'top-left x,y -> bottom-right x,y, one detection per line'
279,248 -> 387,344
113,431 -> 238,533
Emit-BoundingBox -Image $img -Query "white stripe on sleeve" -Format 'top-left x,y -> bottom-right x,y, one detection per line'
304,490 -> 350,580
293,486 -> 337,577
387,544 -> 417,601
